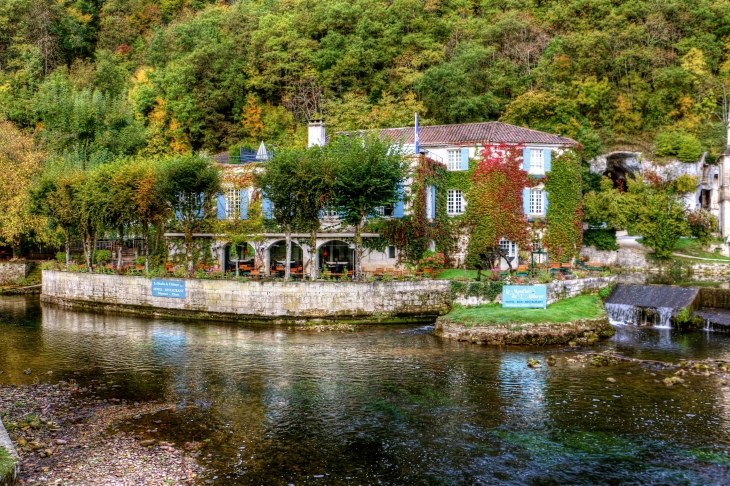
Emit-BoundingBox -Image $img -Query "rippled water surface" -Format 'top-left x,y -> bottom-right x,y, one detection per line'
2,296 -> 730,485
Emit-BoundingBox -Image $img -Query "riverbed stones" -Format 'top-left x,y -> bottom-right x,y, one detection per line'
433,315 -> 614,346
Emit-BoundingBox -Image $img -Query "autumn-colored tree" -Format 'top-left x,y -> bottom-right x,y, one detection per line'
0,122 -> 49,255
241,94 -> 264,143
465,143 -> 530,271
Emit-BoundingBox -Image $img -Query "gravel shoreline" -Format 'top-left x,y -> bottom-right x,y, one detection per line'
0,381 -> 206,485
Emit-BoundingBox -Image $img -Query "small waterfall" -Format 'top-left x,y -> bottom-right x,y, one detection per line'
654,307 -> 674,329
605,303 -> 676,328
605,303 -> 638,325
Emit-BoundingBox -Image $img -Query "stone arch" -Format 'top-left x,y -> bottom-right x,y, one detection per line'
317,239 -> 354,272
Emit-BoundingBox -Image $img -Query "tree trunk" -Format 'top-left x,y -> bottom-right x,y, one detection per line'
64,229 -> 70,267
91,231 -> 98,272
145,224 -> 150,273
117,225 -> 124,270
284,225 -> 292,281
185,226 -> 194,277
309,231 -> 318,281
83,234 -> 91,269
355,215 -> 365,281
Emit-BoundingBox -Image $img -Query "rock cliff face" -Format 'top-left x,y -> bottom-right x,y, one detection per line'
433,315 -> 614,346
589,151 -> 709,211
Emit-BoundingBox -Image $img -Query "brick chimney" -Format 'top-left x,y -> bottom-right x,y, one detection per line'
308,121 -> 326,148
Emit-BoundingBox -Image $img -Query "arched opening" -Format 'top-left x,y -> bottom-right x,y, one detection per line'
268,240 -> 303,274
603,152 -> 640,192
225,242 -> 255,273
318,240 -> 354,274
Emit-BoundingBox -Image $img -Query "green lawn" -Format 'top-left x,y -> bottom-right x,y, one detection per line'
672,238 -> 730,262
444,295 -> 605,327
435,269 -> 480,280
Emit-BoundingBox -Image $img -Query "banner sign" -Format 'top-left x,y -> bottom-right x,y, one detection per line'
151,279 -> 186,299
502,285 -> 547,309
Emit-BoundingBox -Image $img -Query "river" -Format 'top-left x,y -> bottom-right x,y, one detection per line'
1,295 -> 730,485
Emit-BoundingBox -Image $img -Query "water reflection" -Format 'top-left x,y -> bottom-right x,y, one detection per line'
1,296 -> 730,484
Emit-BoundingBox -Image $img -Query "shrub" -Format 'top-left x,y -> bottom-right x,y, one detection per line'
56,252 -> 66,263
135,256 -> 146,265
598,284 -> 615,299
173,268 -> 187,278
673,174 -> 698,194
655,131 -> 704,162
94,250 -> 112,264
677,134 -> 703,163
536,270 -> 553,283
583,228 -> 619,251
687,209 -> 717,246
41,262 -> 56,270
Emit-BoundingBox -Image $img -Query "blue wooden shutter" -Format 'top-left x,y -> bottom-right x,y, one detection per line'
544,191 -> 549,215
544,149 -> 552,172
460,148 -> 469,171
522,188 -> 531,215
523,148 -> 530,171
262,197 -> 272,219
393,183 -> 405,218
431,185 -> 437,219
217,193 -> 227,220
197,193 -> 205,217
240,189 -> 249,219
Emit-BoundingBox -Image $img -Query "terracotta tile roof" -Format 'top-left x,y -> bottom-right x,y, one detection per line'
376,121 -> 577,146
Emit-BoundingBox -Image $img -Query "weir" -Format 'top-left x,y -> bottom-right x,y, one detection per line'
604,284 -> 699,328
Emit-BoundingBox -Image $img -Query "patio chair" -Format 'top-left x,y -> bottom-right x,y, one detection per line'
373,267 -> 384,280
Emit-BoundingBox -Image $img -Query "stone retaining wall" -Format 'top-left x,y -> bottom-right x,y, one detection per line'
452,276 -> 616,307
579,246 -> 648,269
434,315 -> 614,346
0,263 -> 31,285
0,419 -> 19,485
41,271 -> 451,324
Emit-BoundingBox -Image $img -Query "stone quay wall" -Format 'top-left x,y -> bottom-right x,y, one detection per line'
41,270 -> 451,324
0,263 -> 31,285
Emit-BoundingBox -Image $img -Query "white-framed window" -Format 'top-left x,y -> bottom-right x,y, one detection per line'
447,149 -> 461,171
499,238 -> 517,258
321,209 -> 339,219
225,188 -> 241,219
387,246 -> 396,258
374,206 -> 385,217
529,149 -> 544,174
447,189 -> 464,215
530,189 -> 544,215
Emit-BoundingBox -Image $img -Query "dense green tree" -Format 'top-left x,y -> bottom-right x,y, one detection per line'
158,156 -> 221,275
327,134 -> 408,280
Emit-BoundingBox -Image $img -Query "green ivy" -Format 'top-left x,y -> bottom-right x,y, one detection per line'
544,150 -> 583,263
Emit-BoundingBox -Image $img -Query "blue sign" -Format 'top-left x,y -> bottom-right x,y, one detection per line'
151,279 -> 186,299
502,285 -> 547,309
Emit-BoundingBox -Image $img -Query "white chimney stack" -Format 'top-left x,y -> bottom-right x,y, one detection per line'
308,121 -> 326,148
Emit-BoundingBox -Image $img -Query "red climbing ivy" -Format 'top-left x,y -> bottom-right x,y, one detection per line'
465,143 -> 530,267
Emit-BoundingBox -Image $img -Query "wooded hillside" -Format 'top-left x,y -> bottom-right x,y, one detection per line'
2,0 -> 730,165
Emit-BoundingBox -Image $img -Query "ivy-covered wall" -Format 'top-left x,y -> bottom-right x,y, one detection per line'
544,150 -> 584,263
